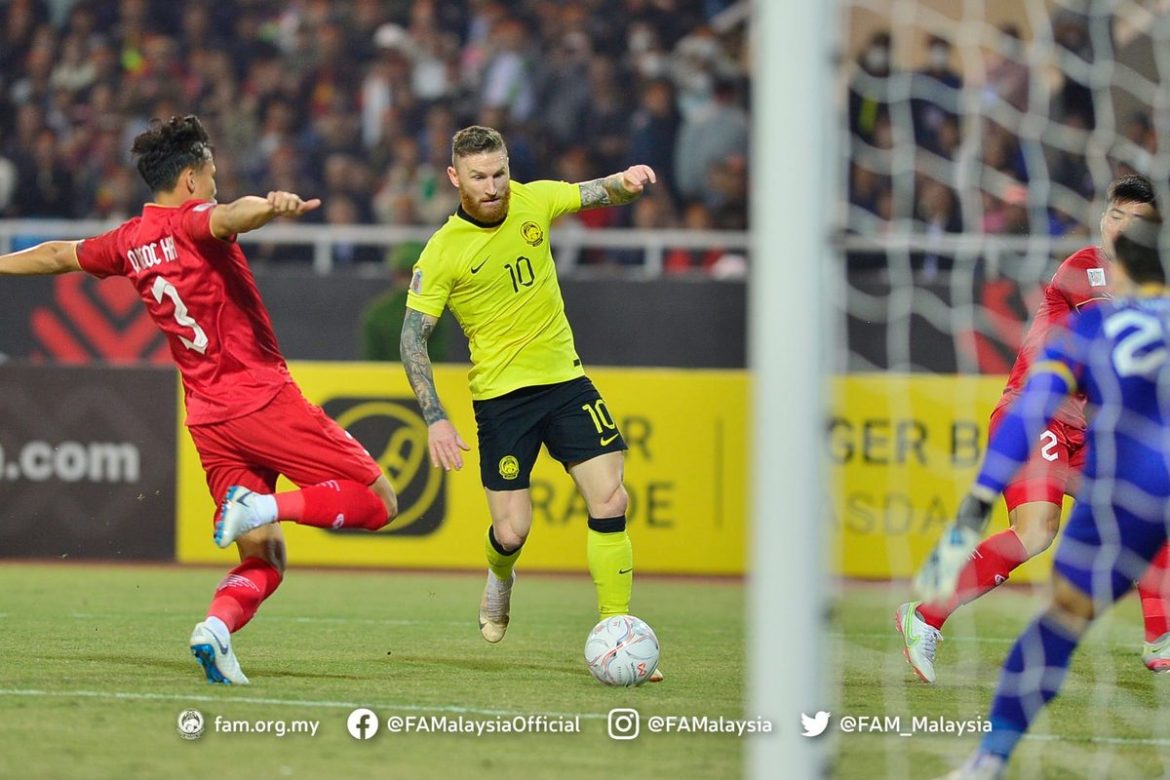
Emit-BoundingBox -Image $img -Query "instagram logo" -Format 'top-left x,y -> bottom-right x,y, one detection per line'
607,708 -> 640,740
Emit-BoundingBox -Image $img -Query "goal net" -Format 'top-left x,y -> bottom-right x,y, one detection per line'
833,1 -> 1170,777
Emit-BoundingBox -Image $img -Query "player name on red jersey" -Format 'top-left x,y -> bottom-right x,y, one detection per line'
127,235 -> 178,274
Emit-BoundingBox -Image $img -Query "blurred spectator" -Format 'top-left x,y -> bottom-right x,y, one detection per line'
326,194 -> 383,266
669,24 -> 741,120
707,153 -> 748,230
629,78 -> 681,204
848,31 -> 893,147
0,142 -> 15,216
537,31 -> 594,147
665,201 -> 725,274
1050,9 -> 1094,129
15,127 -> 74,217
914,177 -> 963,235
982,184 -> 1030,235
674,76 -> 748,203
1048,204 -> 1090,238
0,0 -> 752,246
361,242 -> 451,361
911,36 -> 962,156
608,188 -> 677,266
478,14 -> 536,123
581,58 -> 633,174
980,24 -> 1030,114
848,162 -> 890,225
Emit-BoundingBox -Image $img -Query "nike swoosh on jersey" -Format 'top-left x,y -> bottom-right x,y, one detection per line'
470,258 -> 490,273
618,567 -> 633,574
600,433 -> 620,446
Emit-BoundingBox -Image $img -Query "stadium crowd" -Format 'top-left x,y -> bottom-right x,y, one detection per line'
846,8 -> 1162,241
0,0 -> 749,272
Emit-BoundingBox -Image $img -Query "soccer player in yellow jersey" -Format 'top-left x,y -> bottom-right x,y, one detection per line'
401,125 -> 662,681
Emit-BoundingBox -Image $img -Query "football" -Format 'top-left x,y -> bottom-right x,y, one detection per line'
584,614 -> 660,686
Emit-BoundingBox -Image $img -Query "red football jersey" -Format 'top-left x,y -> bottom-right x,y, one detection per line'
1000,245 -> 1110,428
76,199 -> 291,425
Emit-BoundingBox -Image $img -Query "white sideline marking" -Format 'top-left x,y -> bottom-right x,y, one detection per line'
0,688 -> 607,720
838,631 -> 1153,650
1025,733 -> 1170,747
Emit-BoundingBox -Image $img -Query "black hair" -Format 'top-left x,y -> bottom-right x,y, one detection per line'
1113,216 -> 1166,285
451,125 -> 506,165
1107,173 -> 1158,210
130,115 -> 213,193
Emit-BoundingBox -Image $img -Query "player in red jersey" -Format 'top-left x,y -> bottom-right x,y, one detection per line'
0,115 -> 398,685
895,174 -> 1170,682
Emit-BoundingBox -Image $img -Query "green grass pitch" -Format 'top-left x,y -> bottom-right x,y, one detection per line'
834,582 -> 1170,779
0,563 -> 744,779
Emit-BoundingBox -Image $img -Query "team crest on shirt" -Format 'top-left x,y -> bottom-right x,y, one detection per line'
498,455 -> 520,480
1087,268 -> 1106,287
520,221 -> 544,247
410,268 -> 423,293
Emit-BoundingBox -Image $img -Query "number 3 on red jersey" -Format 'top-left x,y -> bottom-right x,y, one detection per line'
151,276 -> 208,354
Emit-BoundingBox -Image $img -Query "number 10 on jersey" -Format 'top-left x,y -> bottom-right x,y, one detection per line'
505,257 -> 535,293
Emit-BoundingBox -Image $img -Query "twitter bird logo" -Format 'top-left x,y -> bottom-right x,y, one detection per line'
800,711 -> 830,737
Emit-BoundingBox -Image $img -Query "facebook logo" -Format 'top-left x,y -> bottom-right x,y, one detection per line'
346,708 -> 379,740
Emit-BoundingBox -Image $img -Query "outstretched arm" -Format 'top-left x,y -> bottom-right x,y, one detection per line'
578,164 -> 657,209
210,191 -> 322,239
401,307 -> 469,470
0,240 -> 82,275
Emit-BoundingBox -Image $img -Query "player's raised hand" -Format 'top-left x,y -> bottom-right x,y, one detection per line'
267,191 -> 322,217
619,164 -> 657,195
428,419 -> 470,471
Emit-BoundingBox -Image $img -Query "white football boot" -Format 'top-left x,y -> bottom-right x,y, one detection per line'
214,486 -> 276,548
189,620 -> 250,685
895,601 -> 943,683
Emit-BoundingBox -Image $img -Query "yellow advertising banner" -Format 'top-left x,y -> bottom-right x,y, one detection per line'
176,363 -> 748,574
830,374 -> 1062,583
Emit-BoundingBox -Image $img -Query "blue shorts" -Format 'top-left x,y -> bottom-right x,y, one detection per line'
1053,499 -> 1169,604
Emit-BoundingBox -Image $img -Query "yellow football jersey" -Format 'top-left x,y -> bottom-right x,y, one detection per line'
407,179 -> 585,400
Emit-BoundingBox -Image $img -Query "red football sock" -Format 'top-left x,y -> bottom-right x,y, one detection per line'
1137,543 -> 1170,642
917,528 -> 1031,629
207,557 -> 283,633
274,479 -> 389,531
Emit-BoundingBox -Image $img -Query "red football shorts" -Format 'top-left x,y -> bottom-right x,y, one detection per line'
988,400 -> 1085,511
188,383 -> 383,522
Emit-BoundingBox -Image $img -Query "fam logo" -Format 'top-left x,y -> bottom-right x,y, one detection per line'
520,221 -> 544,247
320,397 -> 445,536
498,455 -> 520,481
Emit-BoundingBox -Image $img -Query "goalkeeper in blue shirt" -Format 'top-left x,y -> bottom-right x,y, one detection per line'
917,216 -> 1169,779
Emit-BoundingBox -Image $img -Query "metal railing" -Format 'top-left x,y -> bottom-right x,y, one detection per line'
0,220 -> 751,278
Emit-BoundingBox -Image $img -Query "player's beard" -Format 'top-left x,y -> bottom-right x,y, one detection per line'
462,187 -> 510,223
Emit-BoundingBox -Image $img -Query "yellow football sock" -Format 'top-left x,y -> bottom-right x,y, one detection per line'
485,526 -> 522,581
587,517 -> 633,618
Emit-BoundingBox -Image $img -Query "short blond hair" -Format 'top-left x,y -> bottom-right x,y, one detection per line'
451,125 -> 506,165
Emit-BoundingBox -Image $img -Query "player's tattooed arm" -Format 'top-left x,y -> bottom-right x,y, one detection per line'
578,165 -> 657,209
401,309 -> 447,425
578,176 -> 632,208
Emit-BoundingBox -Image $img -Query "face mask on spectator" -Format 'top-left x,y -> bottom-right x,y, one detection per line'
929,45 -> 950,70
865,45 -> 889,72
629,26 -> 654,54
